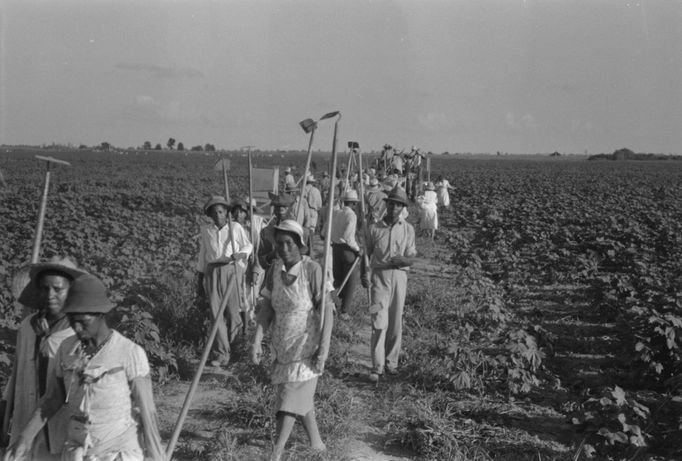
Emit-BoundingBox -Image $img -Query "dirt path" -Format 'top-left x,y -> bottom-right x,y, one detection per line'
156,237 -> 629,460
157,240 -> 418,460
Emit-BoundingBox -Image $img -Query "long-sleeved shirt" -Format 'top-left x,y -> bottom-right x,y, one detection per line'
366,218 -> 417,271
365,189 -> 387,224
326,206 -> 360,252
196,221 -> 253,273
284,173 -> 296,190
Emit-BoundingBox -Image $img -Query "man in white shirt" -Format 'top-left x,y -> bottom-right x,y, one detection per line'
284,167 -> 296,191
303,175 -> 323,246
196,196 -> 253,367
325,190 -> 361,316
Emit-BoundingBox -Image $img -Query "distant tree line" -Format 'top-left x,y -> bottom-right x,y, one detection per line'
589,148 -> 682,161
140,139 -> 215,152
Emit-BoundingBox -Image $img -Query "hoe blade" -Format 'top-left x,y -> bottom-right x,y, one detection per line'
35,155 -> 71,166
320,111 -> 339,120
299,118 -> 317,134
213,158 -> 231,171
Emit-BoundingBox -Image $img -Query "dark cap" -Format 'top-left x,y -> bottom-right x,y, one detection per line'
62,274 -> 116,314
383,187 -> 410,206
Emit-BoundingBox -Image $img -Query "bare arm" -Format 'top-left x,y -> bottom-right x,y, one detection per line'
250,298 -> 274,365
131,375 -> 164,461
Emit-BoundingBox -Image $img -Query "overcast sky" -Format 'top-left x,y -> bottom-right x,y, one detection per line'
1,0 -> 681,154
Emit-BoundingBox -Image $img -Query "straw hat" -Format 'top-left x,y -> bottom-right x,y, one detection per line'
62,273 -> 116,314
28,256 -> 87,283
369,177 -> 379,187
284,167 -> 292,173
203,196 -> 230,215
341,190 -> 360,202
384,187 -> 410,206
230,197 -> 249,213
268,192 -> 294,207
18,256 -> 88,309
274,219 -> 307,251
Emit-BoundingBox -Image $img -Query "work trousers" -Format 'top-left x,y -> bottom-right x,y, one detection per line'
204,263 -> 243,360
332,243 -> 359,313
370,268 -> 407,374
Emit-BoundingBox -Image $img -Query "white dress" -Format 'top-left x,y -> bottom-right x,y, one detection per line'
436,179 -> 451,208
418,190 -> 438,230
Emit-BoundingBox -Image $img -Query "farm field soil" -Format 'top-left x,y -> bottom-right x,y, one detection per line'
2,149 -> 682,459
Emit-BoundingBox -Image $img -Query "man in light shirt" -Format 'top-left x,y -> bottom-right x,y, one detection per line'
302,175 -> 322,249
196,196 -> 253,367
325,190 -> 361,316
284,167 -> 296,191
364,177 -> 387,225
364,187 -> 417,382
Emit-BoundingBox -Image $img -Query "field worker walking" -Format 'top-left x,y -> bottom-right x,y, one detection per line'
324,190 -> 361,317
364,188 -> 417,383
283,167 -> 296,191
319,171 -> 331,205
302,175 -> 322,250
364,177 -> 387,225
288,187 -> 306,227
4,273 -> 164,461
418,182 -> 439,241
245,198 -> 268,319
258,192 -> 294,272
435,175 -> 454,209
250,220 -> 334,461
231,198 -> 257,328
196,196 -> 253,367
1,257 -> 87,460
390,152 -> 404,176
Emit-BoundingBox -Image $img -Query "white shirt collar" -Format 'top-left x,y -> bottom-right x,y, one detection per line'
280,259 -> 303,276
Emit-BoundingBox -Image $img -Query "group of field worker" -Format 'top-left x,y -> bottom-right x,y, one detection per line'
0,149 -> 450,461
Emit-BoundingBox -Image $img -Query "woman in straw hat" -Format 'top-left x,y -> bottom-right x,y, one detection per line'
1,257 -> 86,460
251,220 -> 334,461
4,273 -> 164,461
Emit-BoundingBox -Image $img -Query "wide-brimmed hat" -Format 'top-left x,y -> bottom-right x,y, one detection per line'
28,256 -> 87,284
230,197 -> 249,213
342,190 -> 359,202
425,181 -> 436,191
284,167 -> 292,173
274,219 -> 308,251
306,174 -> 317,183
268,192 -> 294,207
384,187 -> 410,206
203,196 -> 230,215
63,273 -> 116,314
369,177 -> 379,187
19,256 -> 88,309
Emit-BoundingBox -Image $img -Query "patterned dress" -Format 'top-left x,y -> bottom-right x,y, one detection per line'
268,257 -> 322,385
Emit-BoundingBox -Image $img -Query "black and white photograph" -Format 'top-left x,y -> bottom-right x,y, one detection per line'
1,1 -> 681,460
